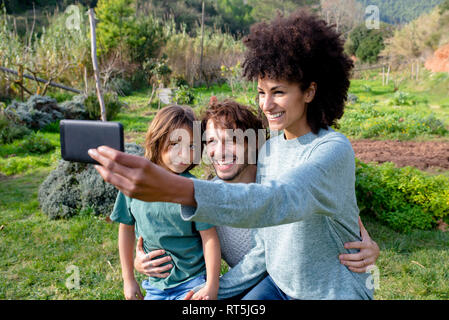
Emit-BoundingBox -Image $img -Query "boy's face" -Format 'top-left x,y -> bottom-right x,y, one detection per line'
161,126 -> 195,174
205,120 -> 250,181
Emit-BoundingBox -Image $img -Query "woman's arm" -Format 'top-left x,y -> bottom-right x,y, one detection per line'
193,227 -> 221,300
90,139 -> 353,228
89,147 -> 196,205
118,223 -> 144,300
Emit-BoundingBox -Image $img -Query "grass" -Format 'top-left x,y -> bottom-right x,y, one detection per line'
1,169 -> 448,299
362,214 -> 449,300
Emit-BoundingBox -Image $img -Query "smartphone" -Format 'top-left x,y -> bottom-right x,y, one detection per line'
60,120 -> 124,164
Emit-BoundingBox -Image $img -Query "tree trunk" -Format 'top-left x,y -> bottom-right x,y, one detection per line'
88,8 -> 107,122
199,0 -> 205,85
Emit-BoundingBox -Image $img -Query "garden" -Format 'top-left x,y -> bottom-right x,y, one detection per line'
1,0 -> 449,300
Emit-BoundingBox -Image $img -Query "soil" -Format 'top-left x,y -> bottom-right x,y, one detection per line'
350,139 -> 449,173
425,43 -> 449,73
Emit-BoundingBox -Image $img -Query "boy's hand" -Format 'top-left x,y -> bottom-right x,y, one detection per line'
123,279 -> 144,300
191,285 -> 218,300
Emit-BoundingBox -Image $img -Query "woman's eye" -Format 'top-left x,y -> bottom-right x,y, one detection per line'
274,91 -> 284,95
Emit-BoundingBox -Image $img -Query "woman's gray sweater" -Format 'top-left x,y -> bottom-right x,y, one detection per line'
182,128 -> 374,300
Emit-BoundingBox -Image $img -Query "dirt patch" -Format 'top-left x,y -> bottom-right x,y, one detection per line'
350,139 -> 449,172
425,43 -> 449,73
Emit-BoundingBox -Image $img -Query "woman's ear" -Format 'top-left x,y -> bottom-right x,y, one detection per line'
305,82 -> 317,103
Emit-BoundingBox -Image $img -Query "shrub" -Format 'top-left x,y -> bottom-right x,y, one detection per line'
3,94 -> 95,131
83,92 -> 125,120
4,95 -> 64,130
106,77 -> 133,96
0,111 -> 31,144
172,85 -> 195,105
38,143 -> 144,219
18,133 -> 55,154
59,95 -> 90,120
391,91 -> 416,106
338,103 -> 448,139
355,160 -> 449,233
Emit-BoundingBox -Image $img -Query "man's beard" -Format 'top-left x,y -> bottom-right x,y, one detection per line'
214,163 -> 249,182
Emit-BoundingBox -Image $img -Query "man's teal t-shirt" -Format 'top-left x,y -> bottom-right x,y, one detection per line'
110,172 -> 214,290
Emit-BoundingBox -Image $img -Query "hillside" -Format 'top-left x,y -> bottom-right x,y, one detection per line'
357,0 -> 443,24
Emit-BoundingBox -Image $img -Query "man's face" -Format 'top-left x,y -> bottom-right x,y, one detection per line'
205,120 -> 250,181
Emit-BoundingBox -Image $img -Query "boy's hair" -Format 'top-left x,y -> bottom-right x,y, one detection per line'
145,105 -> 197,171
241,9 -> 354,134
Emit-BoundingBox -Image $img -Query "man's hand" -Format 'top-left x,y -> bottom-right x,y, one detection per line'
339,217 -> 380,273
88,146 -> 196,206
134,236 -> 173,278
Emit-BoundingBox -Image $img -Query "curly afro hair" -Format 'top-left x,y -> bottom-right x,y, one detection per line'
242,9 -> 354,134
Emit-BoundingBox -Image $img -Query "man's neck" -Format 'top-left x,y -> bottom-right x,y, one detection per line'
227,164 -> 257,184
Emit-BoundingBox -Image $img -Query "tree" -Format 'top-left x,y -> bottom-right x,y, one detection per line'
345,23 -> 393,64
441,0 -> 449,13
248,0 -> 320,22
320,0 -> 363,35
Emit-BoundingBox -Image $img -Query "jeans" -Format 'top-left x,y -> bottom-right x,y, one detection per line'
241,275 -> 295,300
142,274 -> 206,300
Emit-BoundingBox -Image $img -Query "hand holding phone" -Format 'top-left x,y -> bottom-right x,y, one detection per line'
60,120 -> 124,164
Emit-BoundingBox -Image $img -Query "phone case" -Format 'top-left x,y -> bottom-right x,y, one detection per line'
60,120 -> 124,164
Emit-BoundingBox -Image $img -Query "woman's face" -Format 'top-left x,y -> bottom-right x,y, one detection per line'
257,77 -> 316,140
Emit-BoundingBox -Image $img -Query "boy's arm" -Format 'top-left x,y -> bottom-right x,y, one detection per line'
196,227 -> 221,300
118,223 -> 143,300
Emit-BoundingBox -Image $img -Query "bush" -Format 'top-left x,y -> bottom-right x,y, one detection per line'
390,91 -> 416,106
83,92 -> 125,120
0,111 -> 31,144
106,77 -> 134,96
172,85 -> 195,105
38,143 -> 144,219
3,94 -> 97,131
18,133 -> 55,154
59,95 -> 90,120
4,95 -> 64,130
355,160 -> 449,233
339,103 -> 448,139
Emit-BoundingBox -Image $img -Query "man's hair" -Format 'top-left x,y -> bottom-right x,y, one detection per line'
144,104 -> 197,171
241,9 -> 354,134
201,99 -> 264,135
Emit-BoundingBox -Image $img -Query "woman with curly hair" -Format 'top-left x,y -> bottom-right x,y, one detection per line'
89,9 -> 375,300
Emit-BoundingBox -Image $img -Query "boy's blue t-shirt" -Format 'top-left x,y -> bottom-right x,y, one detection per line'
110,172 -> 214,290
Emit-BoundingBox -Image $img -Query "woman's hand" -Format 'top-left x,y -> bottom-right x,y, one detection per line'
339,217 -> 380,273
134,236 -> 173,278
88,146 -> 196,206
123,278 -> 144,300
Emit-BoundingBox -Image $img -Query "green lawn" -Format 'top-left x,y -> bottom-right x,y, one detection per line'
1,168 -> 448,299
